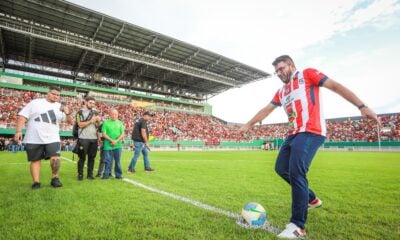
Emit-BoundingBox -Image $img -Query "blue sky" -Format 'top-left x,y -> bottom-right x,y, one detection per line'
71,0 -> 400,123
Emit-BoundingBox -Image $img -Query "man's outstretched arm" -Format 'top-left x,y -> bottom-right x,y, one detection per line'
239,103 -> 278,133
322,78 -> 381,126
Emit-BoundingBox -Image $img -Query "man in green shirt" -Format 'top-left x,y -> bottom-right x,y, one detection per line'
101,109 -> 125,179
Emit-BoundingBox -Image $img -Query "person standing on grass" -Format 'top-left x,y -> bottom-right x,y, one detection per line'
95,122 -> 113,177
75,96 -> 101,181
101,109 -> 125,179
95,122 -> 105,177
239,55 -> 381,239
127,111 -> 155,173
14,86 -> 72,189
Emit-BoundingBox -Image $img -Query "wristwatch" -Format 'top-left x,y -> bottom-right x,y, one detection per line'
357,103 -> 367,110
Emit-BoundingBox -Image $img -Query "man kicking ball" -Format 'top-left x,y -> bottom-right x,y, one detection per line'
240,55 -> 380,239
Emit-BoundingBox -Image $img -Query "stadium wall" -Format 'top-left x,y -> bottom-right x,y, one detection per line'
2,74 -> 399,150
0,71 -> 212,114
1,128 -> 399,149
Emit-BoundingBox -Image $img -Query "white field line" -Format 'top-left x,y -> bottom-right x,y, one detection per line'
151,159 -> 259,162
61,156 -> 238,218
61,156 -> 281,234
0,163 -> 27,165
62,156 -> 77,164
123,177 -> 239,219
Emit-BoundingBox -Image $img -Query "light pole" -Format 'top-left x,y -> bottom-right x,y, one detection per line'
377,125 -> 381,152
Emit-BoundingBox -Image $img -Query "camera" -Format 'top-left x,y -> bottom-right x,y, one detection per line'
92,109 -> 101,115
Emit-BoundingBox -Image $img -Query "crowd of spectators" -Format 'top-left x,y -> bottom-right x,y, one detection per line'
326,114 -> 400,142
0,136 -> 24,152
1,87 -> 399,144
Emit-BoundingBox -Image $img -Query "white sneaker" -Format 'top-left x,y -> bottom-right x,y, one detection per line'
277,223 -> 306,239
308,197 -> 322,210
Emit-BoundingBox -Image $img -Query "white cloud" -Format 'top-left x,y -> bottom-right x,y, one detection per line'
70,0 -> 400,123
291,42 -> 400,124
208,0 -> 400,123
337,0 -> 400,31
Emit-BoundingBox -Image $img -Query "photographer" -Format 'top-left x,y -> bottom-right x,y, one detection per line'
76,96 -> 101,180
95,121 -> 113,178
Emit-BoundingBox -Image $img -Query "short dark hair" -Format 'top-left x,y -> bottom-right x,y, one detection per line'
272,55 -> 294,66
49,85 -> 61,92
85,96 -> 95,102
143,111 -> 155,117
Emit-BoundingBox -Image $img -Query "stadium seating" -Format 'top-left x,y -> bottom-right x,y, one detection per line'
1,87 -> 399,151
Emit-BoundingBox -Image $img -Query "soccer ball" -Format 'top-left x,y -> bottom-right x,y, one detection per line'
241,202 -> 267,226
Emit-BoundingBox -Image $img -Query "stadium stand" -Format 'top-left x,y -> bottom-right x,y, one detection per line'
1,85 -> 399,152
0,1 -> 398,151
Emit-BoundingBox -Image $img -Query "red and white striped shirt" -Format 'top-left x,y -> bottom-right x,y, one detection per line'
271,68 -> 328,136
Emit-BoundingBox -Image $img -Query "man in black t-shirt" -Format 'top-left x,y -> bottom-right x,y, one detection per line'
127,111 -> 155,173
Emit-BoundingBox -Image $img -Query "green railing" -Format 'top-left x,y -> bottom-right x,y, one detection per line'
0,71 -> 210,108
323,141 -> 400,147
151,140 -> 205,147
1,128 -> 399,148
219,139 -> 265,147
0,82 -> 76,96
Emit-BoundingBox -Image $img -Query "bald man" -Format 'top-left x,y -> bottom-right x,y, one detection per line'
101,109 -> 125,179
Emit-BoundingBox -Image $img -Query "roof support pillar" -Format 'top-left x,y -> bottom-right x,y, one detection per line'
0,29 -> 7,71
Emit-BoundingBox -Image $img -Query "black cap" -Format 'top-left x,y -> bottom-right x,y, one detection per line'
143,111 -> 155,117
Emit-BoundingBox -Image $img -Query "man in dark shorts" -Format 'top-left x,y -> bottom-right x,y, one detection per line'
14,86 -> 72,189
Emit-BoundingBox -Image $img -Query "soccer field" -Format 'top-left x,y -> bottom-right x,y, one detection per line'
0,150 -> 399,240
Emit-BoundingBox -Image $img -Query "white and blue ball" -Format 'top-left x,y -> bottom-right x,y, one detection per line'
241,202 -> 267,226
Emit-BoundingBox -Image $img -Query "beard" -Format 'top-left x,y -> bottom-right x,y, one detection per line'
279,74 -> 291,84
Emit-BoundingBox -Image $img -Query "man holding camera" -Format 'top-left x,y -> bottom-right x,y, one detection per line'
76,96 -> 101,180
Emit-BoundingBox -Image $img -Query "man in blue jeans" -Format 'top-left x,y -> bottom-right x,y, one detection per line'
128,111 -> 155,173
101,109 -> 125,179
240,55 -> 381,239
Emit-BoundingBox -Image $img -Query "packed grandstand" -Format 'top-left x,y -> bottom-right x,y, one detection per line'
1,85 -> 399,152
0,0 -> 399,152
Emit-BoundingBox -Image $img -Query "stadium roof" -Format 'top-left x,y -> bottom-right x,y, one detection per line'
0,0 -> 271,101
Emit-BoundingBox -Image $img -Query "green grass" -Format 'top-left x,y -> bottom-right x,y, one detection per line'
0,150 -> 399,239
